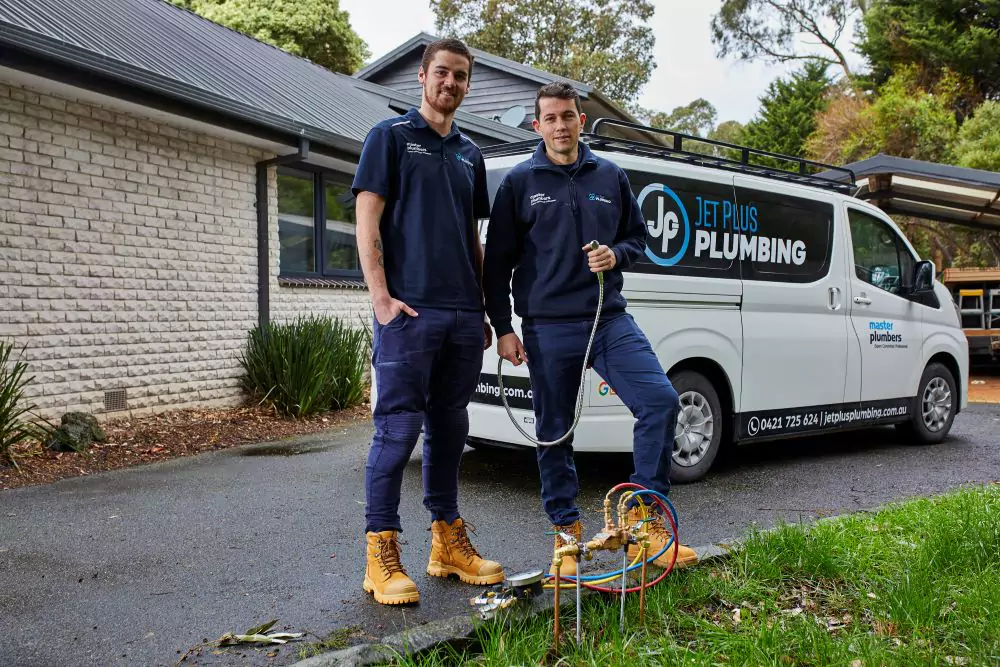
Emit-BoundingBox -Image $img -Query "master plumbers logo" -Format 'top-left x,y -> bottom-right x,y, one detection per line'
637,182 -> 808,268
869,320 -> 906,349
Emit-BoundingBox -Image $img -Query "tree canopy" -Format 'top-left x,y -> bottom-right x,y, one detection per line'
742,61 -> 833,161
857,0 -> 1000,109
710,0 -> 867,79
429,0 -> 656,105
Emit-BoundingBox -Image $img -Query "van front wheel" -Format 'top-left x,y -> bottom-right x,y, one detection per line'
669,371 -> 723,484
896,362 -> 957,445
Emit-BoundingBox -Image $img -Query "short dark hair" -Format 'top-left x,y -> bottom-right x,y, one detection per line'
420,38 -> 474,76
535,82 -> 582,120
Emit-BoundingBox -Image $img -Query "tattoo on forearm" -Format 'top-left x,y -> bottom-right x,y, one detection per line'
374,239 -> 384,268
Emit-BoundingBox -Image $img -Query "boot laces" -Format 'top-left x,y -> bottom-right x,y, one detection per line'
375,535 -> 406,578
645,513 -> 674,544
451,522 -> 482,560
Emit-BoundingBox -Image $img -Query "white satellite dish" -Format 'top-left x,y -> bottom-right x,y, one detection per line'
498,105 -> 526,127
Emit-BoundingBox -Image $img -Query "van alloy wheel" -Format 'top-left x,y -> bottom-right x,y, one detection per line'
674,390 -> 714,467
922,376 -> 952,433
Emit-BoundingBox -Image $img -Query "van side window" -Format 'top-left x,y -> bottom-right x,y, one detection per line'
848,208 -> 915,296
734,186 -> 834,283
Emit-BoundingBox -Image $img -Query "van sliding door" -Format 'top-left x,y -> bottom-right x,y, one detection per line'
733,176 -> 850,440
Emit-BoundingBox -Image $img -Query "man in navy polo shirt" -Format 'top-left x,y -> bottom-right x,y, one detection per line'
351,38 -> 504,606
483,83 -> 698,577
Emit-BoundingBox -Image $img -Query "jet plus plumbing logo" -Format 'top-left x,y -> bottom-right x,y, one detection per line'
638,183 -> 689,267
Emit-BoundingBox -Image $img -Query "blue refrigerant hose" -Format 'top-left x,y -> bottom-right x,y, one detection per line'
496,240 -> 604,447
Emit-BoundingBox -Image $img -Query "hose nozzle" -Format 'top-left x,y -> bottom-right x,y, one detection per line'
587,239 -> 599,252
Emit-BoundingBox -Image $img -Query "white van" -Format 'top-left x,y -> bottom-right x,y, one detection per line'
466,120 -> 969,483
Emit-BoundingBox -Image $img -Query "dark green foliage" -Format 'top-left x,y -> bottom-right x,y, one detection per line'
0,340 -> 49,467
742,61 -> 833,166
238,315 -> 369,418
858,0 -> 1000,110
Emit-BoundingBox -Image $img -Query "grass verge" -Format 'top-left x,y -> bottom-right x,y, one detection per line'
405,484 -> 1000,666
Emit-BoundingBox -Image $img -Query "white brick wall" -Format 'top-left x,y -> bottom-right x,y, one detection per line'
0,79 -> 370,419
271,285 -> 372,328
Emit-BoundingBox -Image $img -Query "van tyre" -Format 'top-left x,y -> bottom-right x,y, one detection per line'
896,362 -> 957,445
669,371 -> 723,484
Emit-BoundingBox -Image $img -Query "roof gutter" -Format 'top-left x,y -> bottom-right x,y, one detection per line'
255,138 -> 310,331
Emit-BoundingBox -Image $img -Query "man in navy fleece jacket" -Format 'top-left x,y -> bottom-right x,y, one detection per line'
483,82 -> 697,576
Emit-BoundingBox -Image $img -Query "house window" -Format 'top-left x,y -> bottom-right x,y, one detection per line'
277,166 -> 361,278
324,180 -> 360,273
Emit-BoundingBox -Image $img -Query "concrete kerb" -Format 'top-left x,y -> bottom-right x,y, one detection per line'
289,542 -> 735,667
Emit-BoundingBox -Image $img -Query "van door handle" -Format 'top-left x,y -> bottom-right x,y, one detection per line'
854,295 -> 872,306
828,286 -> 841,310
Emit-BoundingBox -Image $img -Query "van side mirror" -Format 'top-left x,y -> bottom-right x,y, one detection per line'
912,260 -> 934,294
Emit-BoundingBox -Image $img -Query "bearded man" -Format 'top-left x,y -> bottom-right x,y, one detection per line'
351,38 -> 504,606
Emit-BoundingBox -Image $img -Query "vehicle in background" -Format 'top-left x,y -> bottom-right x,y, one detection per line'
466,119 -> 969,484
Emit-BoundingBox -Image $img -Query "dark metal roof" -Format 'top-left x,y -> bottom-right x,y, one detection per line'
0,0 -> 400,153
0,0 -> 530,154
354,31 -> 636,123
817,154 -> 1000,231
356,32 -> 594,93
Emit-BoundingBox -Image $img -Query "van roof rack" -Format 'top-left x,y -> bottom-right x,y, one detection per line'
480,117 -> 857,195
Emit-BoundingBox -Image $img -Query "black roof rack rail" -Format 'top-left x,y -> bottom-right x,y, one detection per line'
480,117 -> 857,195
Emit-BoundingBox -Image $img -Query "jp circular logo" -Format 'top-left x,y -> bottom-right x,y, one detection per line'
637,183 -> 689,267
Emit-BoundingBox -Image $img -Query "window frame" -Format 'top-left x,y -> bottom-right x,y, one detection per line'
277,163 -> 361,280
845,205 -> 918,300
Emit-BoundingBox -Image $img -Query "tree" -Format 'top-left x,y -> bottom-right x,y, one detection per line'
710,0 -> 867,79
954,100 -> 1000,171
805,66 -> 960,164
742,61 -> 832,163
166,0 -> 369,74
647,99 -> 718,137
430,0 -> 656,105
857,0 -> 1000,108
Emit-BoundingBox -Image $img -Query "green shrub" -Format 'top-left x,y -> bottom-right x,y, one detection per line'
238,315 -> 369,418
0,340 -> 49,468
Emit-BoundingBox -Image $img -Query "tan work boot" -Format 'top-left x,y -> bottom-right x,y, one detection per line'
426,518 -> 505,585
363,530 -> 420,605
626,505 -> 697,569
549,520 -> 583,578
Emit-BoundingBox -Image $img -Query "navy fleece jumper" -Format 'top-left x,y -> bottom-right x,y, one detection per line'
483,141 -> 646,337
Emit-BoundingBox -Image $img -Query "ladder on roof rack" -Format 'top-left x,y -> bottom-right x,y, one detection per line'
480,117 -> 857,195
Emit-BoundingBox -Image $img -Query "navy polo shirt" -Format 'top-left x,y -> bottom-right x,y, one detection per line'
351,108 -> 490,311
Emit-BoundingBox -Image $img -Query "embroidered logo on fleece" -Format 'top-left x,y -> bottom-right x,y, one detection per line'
530,193 -> 557,206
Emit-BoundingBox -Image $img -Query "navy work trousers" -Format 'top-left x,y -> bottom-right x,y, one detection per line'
364,307 -> 484,534
522,313 -> 679,527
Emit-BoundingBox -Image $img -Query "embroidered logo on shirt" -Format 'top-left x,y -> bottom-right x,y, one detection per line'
530,193 -> 557,206
406,142 -> 432,156
588,193 -> 613,204
455,152 -> 475,169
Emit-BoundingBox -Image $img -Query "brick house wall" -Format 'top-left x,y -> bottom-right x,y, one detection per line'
0,79 -> 370,419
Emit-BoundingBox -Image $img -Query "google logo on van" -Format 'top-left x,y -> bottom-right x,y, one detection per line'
598,381 -> 617,396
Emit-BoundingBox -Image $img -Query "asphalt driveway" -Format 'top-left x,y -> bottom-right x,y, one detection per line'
2,404 -> 999,666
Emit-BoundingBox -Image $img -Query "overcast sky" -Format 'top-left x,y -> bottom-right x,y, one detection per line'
340,0 -> 866,125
